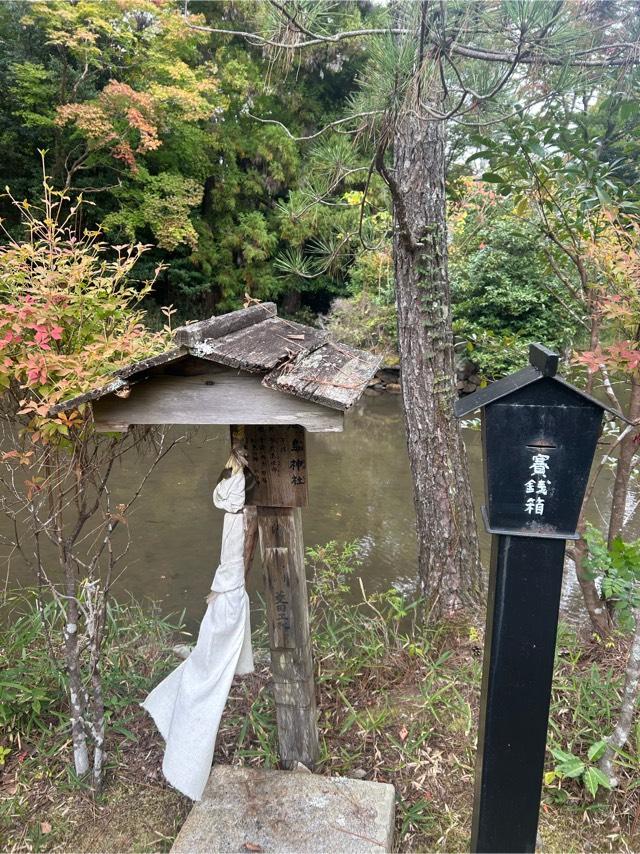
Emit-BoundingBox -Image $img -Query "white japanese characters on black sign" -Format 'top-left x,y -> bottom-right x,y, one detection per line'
524,453 -> 550,516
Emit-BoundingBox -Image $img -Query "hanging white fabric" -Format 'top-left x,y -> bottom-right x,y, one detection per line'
141,468 -> 254,801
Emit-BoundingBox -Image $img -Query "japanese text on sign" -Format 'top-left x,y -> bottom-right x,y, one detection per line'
524,453 -> 550,516
235,425 -> 308,507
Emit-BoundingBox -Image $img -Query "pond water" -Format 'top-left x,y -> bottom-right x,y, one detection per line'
3,392 -> 636,631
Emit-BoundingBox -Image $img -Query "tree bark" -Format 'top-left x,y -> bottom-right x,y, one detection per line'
608,375 -> 640,546
63,593 -> 90,779
573,514 -> 612,638
600,608 -> 640,787
388,111 -> 482,619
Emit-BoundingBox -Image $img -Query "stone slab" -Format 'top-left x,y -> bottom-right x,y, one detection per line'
171,765 -> 396,853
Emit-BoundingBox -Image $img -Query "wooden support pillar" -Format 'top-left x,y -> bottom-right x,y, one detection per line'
231,423 -> 319,770
257,506 -> 319,769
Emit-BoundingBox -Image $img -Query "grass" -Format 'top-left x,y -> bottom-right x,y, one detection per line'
0,595 -> 191,852
1,545 -> 639,852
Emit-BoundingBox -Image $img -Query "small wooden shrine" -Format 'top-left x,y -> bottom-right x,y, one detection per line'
54,302 -> 381,769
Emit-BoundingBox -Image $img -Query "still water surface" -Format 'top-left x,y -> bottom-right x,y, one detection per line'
5,393 -> 635,631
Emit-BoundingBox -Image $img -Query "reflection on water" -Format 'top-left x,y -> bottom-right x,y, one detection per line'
3,393 -> 634,631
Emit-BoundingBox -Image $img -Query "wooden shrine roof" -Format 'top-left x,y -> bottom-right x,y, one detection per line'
51,303 -> 381,415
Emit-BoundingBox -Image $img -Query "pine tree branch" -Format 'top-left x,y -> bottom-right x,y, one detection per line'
248,111 -> 381,142
184,12 -> 409,49
375,141 -> 418,253
184,2 -> 640,68
449,41 -> 640,67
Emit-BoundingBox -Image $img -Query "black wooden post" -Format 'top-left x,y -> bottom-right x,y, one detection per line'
471,535 -> 566,852
454,344 -> 628,854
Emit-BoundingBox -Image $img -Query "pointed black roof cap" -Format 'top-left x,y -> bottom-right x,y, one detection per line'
454,343 -> 630,421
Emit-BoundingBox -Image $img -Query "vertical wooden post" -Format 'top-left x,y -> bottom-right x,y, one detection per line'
471,535 -> 565,853
231,423 -> 318,769
258,505 -> 319,769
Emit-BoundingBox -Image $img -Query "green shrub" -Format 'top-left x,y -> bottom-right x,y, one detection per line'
583,524 -> 640,630
450,213 -> 579,379
325,292 -> 398,365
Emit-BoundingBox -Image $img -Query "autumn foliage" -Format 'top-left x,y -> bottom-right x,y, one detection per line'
0,164 -> 169,444
56,81 -> 161,172
0,168 -> 175,790
574,219 -> 640,377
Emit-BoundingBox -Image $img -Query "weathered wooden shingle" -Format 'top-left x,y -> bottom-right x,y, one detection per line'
173,303 -> 276,347
192,316 -> 327,373
263,342 -> 382,411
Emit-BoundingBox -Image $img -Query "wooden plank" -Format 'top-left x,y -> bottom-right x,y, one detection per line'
257,501 -> 318,770
49,347 -> 187,415
263,546 -> 295,649
263,341 -> 382,411
92,369 -> 343,433
192,316 -> 327,374
173,303 -> 277,346
269,641 -> 314,683
232,424 -> 308,507
273,706 -> 318,768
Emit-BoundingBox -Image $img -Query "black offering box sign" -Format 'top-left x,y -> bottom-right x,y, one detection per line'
456,344 -> 628,854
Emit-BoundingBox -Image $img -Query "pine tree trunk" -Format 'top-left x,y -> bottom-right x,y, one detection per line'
388,111 -> 482,619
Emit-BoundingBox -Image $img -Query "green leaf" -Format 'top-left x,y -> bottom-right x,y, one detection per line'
528,141 -> 546,159
587,740 -> 607,762
514,197 -> 529,216
551,747 -> 573,763
619,100 -> 636,121
595,184 -> 612,206
466,150 -> 492,164
481,172 -> 506,184
553,750 -> 585,779
583,766 -> 611,797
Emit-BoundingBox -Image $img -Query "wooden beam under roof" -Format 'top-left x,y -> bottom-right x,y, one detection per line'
92,366 -> 344,433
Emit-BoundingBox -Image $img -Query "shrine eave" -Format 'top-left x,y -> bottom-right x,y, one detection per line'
50,303 -> 382,417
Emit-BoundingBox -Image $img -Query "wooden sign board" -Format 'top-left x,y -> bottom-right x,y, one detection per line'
231,424 -> 308,508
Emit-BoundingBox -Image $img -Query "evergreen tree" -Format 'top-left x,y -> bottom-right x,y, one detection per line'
0,1 -> 365,317
190,0 -> 640,618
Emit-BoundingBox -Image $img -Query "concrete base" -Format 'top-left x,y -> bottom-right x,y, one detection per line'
171,765 -> 396,853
